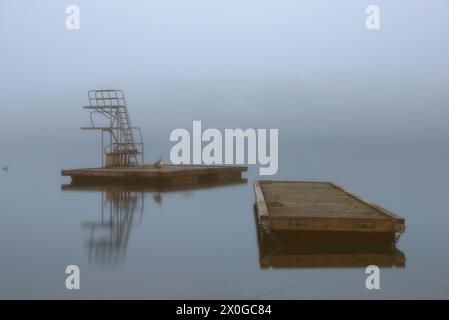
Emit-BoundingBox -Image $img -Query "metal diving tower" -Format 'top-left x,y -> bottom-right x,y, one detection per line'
82,90 -> 144,167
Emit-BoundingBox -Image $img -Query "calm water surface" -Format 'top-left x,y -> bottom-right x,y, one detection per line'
0,141 -> 448,299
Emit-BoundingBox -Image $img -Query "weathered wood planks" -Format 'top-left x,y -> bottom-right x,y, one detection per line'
254,181 -> 405,234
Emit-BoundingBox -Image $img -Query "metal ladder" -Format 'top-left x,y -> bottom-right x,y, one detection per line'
116,102 -> 138,166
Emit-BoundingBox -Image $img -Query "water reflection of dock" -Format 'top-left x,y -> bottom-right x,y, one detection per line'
82,189 -> 144,265
61,176 -> 247,193
62,177 -> 246,265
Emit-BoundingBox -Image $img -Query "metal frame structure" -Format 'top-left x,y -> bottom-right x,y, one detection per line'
82,90 -> 144,167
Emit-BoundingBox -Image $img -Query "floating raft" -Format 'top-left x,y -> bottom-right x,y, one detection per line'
254,181 -> 405,234
62,165 -> 247,185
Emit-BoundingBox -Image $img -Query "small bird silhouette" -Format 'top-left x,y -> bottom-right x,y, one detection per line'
1,165 -> 8,172
154,158 -> 164,170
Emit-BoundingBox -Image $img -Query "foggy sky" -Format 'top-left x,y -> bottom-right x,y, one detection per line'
0,0 -> 448,149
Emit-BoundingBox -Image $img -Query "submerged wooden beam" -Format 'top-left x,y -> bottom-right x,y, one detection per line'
254,180 -> 405,234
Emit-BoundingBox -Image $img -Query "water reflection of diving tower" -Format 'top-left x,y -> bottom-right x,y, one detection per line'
83,190 -> 144,265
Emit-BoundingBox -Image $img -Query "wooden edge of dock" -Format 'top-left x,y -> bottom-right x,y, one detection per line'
61,164 -> 247,176
253,180 -> 270,227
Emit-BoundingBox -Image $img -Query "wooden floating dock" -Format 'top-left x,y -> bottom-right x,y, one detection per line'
62,164 -> 247,185
254,181 -> 405,234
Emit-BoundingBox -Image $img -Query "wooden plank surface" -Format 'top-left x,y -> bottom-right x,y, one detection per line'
254,180 -> 405,233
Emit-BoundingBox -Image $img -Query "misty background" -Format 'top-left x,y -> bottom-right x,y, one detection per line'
0,1 -> 449,298
0,0 -> 448,170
